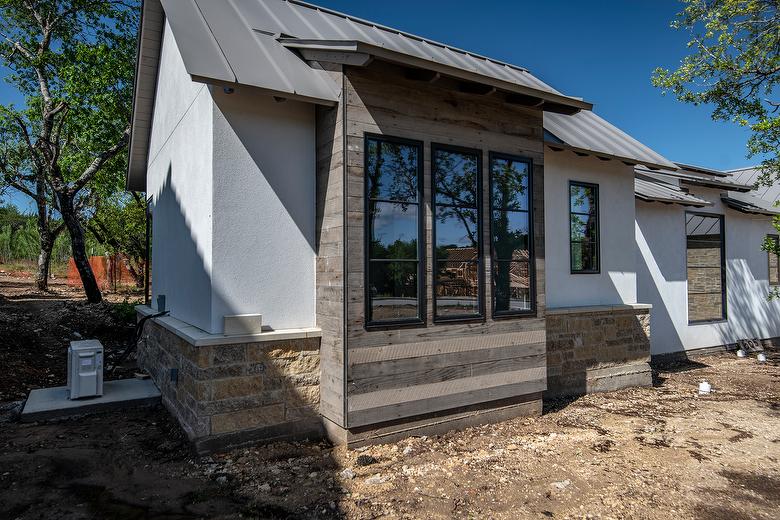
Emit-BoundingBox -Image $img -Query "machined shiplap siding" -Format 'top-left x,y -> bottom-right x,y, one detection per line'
316,64 -> 347,426
343,63 -> 547,428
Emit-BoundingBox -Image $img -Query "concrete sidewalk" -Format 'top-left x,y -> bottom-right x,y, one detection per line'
21,378 -> 160,422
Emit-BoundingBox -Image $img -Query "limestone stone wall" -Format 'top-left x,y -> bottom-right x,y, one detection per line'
545,306 -> 652,398
138,320 -> 322,452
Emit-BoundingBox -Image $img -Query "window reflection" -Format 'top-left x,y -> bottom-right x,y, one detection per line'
491,155 -> 533,315
433,147 -> 482,319
366,137 -> 422,324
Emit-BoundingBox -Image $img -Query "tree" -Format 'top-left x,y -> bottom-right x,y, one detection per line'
0,113 -> 65,290
88,191 -> 147,288
652,0 -> 780,292
0,0 -> 138,302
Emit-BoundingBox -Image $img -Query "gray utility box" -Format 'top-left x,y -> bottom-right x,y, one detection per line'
67,340 -> 104,399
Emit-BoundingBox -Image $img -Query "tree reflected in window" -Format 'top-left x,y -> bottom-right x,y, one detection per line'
490,155 -> 533,315
366,136 -> 423,324
569,182 -> 599,273
433,147 -> 481,319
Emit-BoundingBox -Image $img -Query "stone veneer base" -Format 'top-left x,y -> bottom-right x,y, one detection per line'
545,304 -> 653,398
137,309 -> 323,454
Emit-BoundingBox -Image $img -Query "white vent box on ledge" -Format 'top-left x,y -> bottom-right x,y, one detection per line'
223,314 -> 263,336
67,340 -> 104,399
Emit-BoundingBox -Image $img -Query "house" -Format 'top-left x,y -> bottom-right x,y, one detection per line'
634,165 -> 780,356
127,0 -> 780,452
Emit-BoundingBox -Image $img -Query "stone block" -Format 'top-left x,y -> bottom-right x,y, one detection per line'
211,403 -> 286,435
211,344 -> 247,365
212,376 -> 264,400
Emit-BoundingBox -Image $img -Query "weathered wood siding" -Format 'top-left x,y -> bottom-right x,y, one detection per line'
342,63 -> 547,428
315,65 -> 346,426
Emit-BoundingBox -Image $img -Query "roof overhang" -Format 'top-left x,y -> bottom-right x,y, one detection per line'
127,0 -> 164,192
722,193 -> 780,216
544,111 -> 678,170
635,165 -> 753,192
279,38 -> 592,115
635,174 -> 711,207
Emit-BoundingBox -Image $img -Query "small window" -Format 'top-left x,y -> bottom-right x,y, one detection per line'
365,135 -> 424,326
490,153 -> 534,316
768,234 -> 780,286
569,181 -> 599,273
432,145 -> 482,321
686,213 -> 726,323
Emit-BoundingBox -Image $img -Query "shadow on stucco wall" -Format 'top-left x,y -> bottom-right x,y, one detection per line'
143,164 -> 347,517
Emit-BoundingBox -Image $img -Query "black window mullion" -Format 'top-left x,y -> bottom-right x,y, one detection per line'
432,144 -> 483,321
489,153 -> 534,317
685,211 -> 726,323
569,181 -> 599,274
365,135 -> 424,327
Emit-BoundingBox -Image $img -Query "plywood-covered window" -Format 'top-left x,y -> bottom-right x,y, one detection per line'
686,213 -> 726,323
365,135 -> 424,326
569,181 -> 600,274
768,234 -> 780,286
490,153 -> 534,316
432,145 -> 482,321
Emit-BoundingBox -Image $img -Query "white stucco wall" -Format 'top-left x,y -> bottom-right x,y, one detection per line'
544,152 -> 638,308
147,21 -> 214,332
636,190 -> 780,355
209,90 -> 317,332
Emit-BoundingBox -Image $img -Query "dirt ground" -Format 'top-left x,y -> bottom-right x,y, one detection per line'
1,276 -> 779,519
0,274 -> 141,401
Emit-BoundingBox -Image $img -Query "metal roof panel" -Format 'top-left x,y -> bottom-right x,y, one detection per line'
544,111 -> 676,170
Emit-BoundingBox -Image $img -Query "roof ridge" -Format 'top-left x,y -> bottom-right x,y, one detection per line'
725,165 -> 761,172
285,0 -> 530,74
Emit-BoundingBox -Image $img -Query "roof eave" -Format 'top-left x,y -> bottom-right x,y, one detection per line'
545,141 -> 674,171
281,38 -> 593,114
126,0 -> 165,192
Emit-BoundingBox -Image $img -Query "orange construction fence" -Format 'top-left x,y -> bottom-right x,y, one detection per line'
66,254 -> 136,290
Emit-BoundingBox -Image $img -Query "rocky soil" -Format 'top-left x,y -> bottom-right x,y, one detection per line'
0,275 -> 141,401
0,276 -> 778,519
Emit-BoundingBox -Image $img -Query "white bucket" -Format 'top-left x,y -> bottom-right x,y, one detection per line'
757,353 -> 767,363
698,381 -> 712,395
736,349 -> 747,358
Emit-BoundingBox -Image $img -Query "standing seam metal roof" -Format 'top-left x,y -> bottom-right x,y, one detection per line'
544,111 -> 677,170
160,0 -> 589,108
634,174 -> 710,207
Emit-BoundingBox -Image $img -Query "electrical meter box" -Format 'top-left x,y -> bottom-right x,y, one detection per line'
67,340 -> 104,399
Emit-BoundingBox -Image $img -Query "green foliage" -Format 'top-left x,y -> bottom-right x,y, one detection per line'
652,0 -> 779,183
0,0 -> 140,298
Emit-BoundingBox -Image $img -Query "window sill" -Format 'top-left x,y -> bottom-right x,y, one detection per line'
433,315 -> 485,325
688,318 -> 728,325
364,319 -> 426,331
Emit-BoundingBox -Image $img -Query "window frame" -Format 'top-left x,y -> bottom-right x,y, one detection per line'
685,211 -> 727,324
768,234 -> 780,287
363,133 -> 426,329
568,180 -> 601,275
431,143 -> 485,323
488,151 -> 536,319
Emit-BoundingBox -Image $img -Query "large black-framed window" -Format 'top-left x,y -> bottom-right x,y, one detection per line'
569,181 -> 600,274
767,234 -> 780,286
686,212 -> 727,323
365,135 -> 424,326
432,144 -> 483,321
490,152 -> 535,317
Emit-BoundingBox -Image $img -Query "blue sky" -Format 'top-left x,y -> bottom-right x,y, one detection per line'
0,0 -> 759,212
310,0 -> 757,169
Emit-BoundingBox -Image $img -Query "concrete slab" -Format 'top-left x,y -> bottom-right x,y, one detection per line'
21,378 -> 161,422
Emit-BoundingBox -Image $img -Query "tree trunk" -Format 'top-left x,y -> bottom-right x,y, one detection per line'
35,237 -> 53,291
59,193 -> 102,303
34,193 -> 56,292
